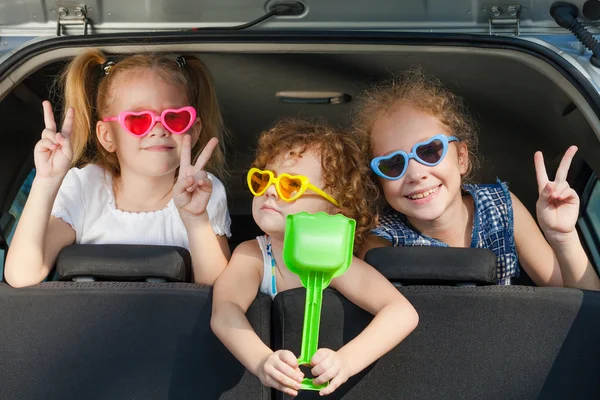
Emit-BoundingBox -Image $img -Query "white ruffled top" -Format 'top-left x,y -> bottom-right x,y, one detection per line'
51,164 -> 231,250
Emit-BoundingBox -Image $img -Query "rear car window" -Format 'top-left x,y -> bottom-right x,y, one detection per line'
1,169 -> 35,278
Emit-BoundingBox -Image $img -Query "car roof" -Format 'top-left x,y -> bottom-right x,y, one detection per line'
0,0 -> 588,35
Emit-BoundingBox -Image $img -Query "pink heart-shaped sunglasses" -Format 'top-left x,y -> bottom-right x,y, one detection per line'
102,106 -> 197,137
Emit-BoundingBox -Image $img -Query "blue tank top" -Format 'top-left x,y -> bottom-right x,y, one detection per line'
372,181 -> 519,285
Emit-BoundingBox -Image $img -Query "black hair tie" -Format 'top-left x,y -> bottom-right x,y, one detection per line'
101,61 -> 115,75
175,56 -> 187,69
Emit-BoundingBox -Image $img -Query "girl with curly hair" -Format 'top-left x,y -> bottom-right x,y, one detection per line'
211,118 -> 418,396
354,68 -> 597,289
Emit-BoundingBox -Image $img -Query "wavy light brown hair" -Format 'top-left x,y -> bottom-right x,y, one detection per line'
58,49 -> 227,181
252,118 -> 379,254
353,67 -> 481,183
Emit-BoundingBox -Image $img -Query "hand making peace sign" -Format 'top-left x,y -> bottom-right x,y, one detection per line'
173,135 -> 219,220
34,101 -> 74,181
534,146 -> 580,241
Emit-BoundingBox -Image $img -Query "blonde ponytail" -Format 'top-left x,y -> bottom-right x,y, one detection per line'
183,55 -> 228,182
59,49 -> 106,168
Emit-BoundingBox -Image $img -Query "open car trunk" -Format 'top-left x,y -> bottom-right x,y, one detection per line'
2,28 -> 600,399
2,34 -> 600,254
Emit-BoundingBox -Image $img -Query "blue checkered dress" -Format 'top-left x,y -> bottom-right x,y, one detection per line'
373,181 -> 519,285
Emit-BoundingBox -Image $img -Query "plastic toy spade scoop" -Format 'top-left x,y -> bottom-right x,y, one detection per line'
282,212 -> 356,391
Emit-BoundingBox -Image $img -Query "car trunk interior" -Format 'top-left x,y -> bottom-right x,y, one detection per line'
2,40 -> 600,270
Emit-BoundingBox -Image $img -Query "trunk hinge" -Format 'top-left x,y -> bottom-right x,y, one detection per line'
56,4 -> 90,36
488,4 -> 521,36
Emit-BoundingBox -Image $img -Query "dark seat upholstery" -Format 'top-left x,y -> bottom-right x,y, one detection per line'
56,244 -> 193,283
0,282 -> 271,400
2,280 -> 600,399
272,286 -> 600,399
365,247 -> 497,286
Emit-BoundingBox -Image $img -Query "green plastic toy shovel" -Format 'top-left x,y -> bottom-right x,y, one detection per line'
282,211 -> 356,391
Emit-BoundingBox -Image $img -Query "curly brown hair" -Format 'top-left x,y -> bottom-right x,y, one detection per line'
252,118 -> 379,254
353,67 -> 481,183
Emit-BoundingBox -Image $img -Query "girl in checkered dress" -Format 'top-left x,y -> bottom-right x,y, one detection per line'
353,68 -> 598,289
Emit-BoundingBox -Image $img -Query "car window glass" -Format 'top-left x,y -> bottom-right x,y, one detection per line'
1,169 -> 35,279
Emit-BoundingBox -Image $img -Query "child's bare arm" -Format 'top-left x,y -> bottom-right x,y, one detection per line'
211,240 -> 303,396
548,229 -> 599,290
512,193 -> 564,286
528,146 -> 600,290
319,257 -> 418,395
5,193 -> 75,287
5,102 -> 76,288
184,219 -> 231,285
174,136 -> 230,285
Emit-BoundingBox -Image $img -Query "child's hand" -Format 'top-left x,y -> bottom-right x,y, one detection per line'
173,136 -> 218,222
34,101 -> 74,182
257,350 -> 304,397
534,146 -> 580,243
310,348 -> 351,396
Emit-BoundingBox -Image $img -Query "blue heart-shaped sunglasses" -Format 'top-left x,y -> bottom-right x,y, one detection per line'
371,134 -> 459,180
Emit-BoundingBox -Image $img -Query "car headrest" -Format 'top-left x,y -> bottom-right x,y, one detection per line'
364,246 -> 496,286
56,244 -> 192,283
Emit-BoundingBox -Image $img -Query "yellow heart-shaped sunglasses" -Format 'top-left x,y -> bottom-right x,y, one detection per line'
247,168 -> 339,207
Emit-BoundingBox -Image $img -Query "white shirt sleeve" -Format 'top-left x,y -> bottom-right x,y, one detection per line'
50,167 -> 86,233
206,173 -> 232,238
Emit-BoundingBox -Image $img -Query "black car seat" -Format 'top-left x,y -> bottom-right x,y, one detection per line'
0,281 -> 272,400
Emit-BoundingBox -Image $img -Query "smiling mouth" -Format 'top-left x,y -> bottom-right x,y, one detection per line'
406,185 -> 441,200
143,145 -> 174,151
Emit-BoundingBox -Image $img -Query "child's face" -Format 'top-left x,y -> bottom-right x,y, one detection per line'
371,101 -> 468,222
252,148 -> 338,241
97,69 -> 200,178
